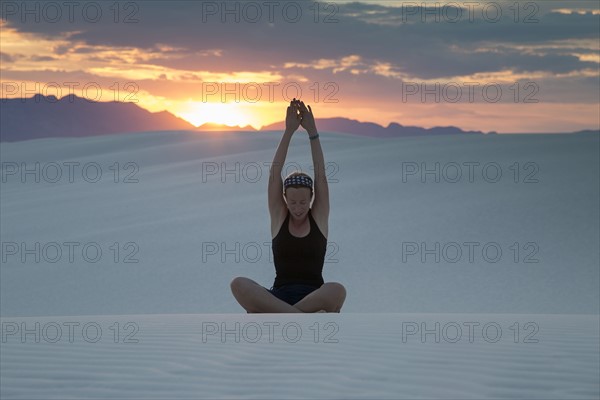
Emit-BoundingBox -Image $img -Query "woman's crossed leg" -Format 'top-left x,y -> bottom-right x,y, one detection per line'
230,277 -> 346,313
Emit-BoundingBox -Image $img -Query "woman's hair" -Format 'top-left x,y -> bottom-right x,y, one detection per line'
283,171 -> 314,198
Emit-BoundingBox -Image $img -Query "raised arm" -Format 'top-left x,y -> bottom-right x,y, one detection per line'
299,101 -> 330,223
268,100 -> 302,225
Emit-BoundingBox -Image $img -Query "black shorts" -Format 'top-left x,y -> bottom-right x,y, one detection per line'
266,283 -> 320,306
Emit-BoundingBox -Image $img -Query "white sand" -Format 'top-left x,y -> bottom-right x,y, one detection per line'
1,130 -> 598,397
1,313 -> 598,399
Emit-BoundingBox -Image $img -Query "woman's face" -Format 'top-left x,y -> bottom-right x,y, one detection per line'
285,187 -> 312,220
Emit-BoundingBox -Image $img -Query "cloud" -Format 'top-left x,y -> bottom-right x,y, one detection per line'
0,52 -> 15,62
1,1 -> 598,132
1,1 -> 597,78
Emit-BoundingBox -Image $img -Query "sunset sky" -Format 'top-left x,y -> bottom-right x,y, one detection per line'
1,0 -> 598,133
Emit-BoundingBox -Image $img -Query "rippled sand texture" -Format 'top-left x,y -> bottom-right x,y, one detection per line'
1,313 -> 598,399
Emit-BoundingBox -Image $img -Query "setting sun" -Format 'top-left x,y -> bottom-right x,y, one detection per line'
176,101 -> 253,128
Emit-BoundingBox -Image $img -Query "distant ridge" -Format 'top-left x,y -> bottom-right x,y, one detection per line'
260,117 -> 489,137
196,122 -> 257,132
1,95 -> 594,141
0,94 -> 194,141
573,129 -> 600,135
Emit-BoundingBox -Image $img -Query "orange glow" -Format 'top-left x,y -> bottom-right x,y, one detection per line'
2,18 -> 599,134
173,100 -> 290,130
175,101 -> 254,128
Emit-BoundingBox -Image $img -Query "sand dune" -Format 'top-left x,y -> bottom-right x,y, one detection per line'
1,313 -> 598,399
1,130 -> 598,316
1,130 -> 598,398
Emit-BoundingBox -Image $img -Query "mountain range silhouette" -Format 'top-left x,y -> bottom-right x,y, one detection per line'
2,95 -> 594,141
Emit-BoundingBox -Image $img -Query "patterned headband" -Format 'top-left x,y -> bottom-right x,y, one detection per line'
284,175 -> 313,191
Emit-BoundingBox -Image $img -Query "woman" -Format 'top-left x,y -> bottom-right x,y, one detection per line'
230,99 -> 346,313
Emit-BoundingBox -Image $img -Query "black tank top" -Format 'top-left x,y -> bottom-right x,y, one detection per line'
272,209 -> 326,288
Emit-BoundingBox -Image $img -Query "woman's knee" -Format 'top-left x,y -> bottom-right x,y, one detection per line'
230,276 -> 253,295
323,282 -> 346,300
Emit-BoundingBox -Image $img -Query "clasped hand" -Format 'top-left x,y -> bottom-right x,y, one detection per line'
285,98 -> 317,136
